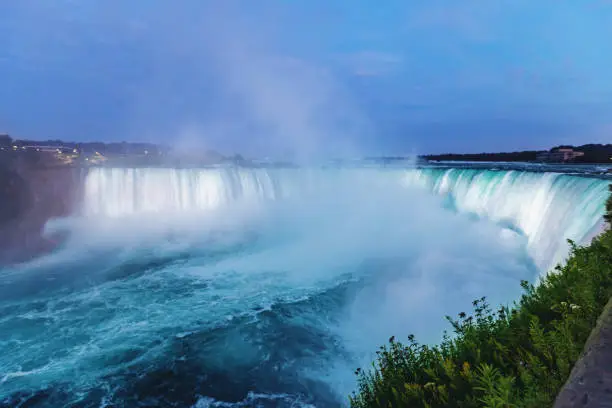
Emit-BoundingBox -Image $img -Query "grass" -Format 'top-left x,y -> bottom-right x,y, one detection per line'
350,185 -> 612,408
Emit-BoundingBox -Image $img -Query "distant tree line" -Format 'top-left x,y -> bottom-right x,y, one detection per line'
0,135 -> 252,167
0,134 -> 13,147
19,139 -> 167,155
0,135 -> 169,155
423,150 -> 539,162
424,144 -> 612,164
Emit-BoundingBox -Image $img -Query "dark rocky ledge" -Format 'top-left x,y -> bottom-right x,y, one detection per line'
554,297 -> 612,408
0,156 -> 82,264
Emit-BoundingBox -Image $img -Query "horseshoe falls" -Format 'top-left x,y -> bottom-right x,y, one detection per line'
1,166 -> 609,407
82,167 -> 609,272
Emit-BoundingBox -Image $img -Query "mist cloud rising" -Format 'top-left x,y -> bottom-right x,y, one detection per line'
111,1 -> 375,161
1,1 -> 374,160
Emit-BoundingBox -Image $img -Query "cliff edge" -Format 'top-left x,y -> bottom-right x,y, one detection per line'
0,156 -> 81,264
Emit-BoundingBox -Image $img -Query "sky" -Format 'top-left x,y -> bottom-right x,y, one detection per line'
1,0 -> 611,158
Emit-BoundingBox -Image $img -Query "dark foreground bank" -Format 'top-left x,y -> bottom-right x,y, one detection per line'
350,186 -> 612,407
554,297 -> 612,407
0,157 -> 81,264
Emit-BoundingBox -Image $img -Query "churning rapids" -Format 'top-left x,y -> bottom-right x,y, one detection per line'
0,166 -> 609,407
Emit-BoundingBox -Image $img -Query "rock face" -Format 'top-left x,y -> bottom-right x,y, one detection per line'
0,164 -> 30,224
554,297 -> 612,408
0,156 -> 82,264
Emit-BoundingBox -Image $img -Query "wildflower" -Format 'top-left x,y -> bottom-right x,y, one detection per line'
462,361 -> 471,377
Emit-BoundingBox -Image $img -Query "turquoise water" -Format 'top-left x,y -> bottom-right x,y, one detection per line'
0,166 -> 608,407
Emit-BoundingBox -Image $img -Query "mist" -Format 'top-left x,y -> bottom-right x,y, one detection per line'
112,1 -> 376,162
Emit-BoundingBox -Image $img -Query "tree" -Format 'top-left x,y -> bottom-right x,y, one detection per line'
0,134 -> 12,147
605,185 -> 612,226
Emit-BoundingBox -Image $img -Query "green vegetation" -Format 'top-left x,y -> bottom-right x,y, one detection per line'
423,143 -> 612,163
604,185 -> 612,226
350,188 -> 612,408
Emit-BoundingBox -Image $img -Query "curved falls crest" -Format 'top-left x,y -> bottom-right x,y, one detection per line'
83,166 -> 609,272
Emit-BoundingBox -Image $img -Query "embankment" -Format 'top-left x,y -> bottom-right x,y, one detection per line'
0,159 -> 82,263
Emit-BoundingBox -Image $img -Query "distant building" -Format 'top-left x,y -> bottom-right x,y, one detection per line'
536,148 -> 585,163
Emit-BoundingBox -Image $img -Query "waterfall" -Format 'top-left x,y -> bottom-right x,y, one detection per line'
82,166 -> 610,272
82,167 -> 285,216
405,168 -> 610,271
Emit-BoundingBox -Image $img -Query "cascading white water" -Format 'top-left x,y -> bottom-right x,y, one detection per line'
82,167 -> 283,216
83,166 -> 610,273
405,168 -> 610,272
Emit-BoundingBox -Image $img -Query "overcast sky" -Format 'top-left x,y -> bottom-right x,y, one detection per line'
1,0 -> 611,158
